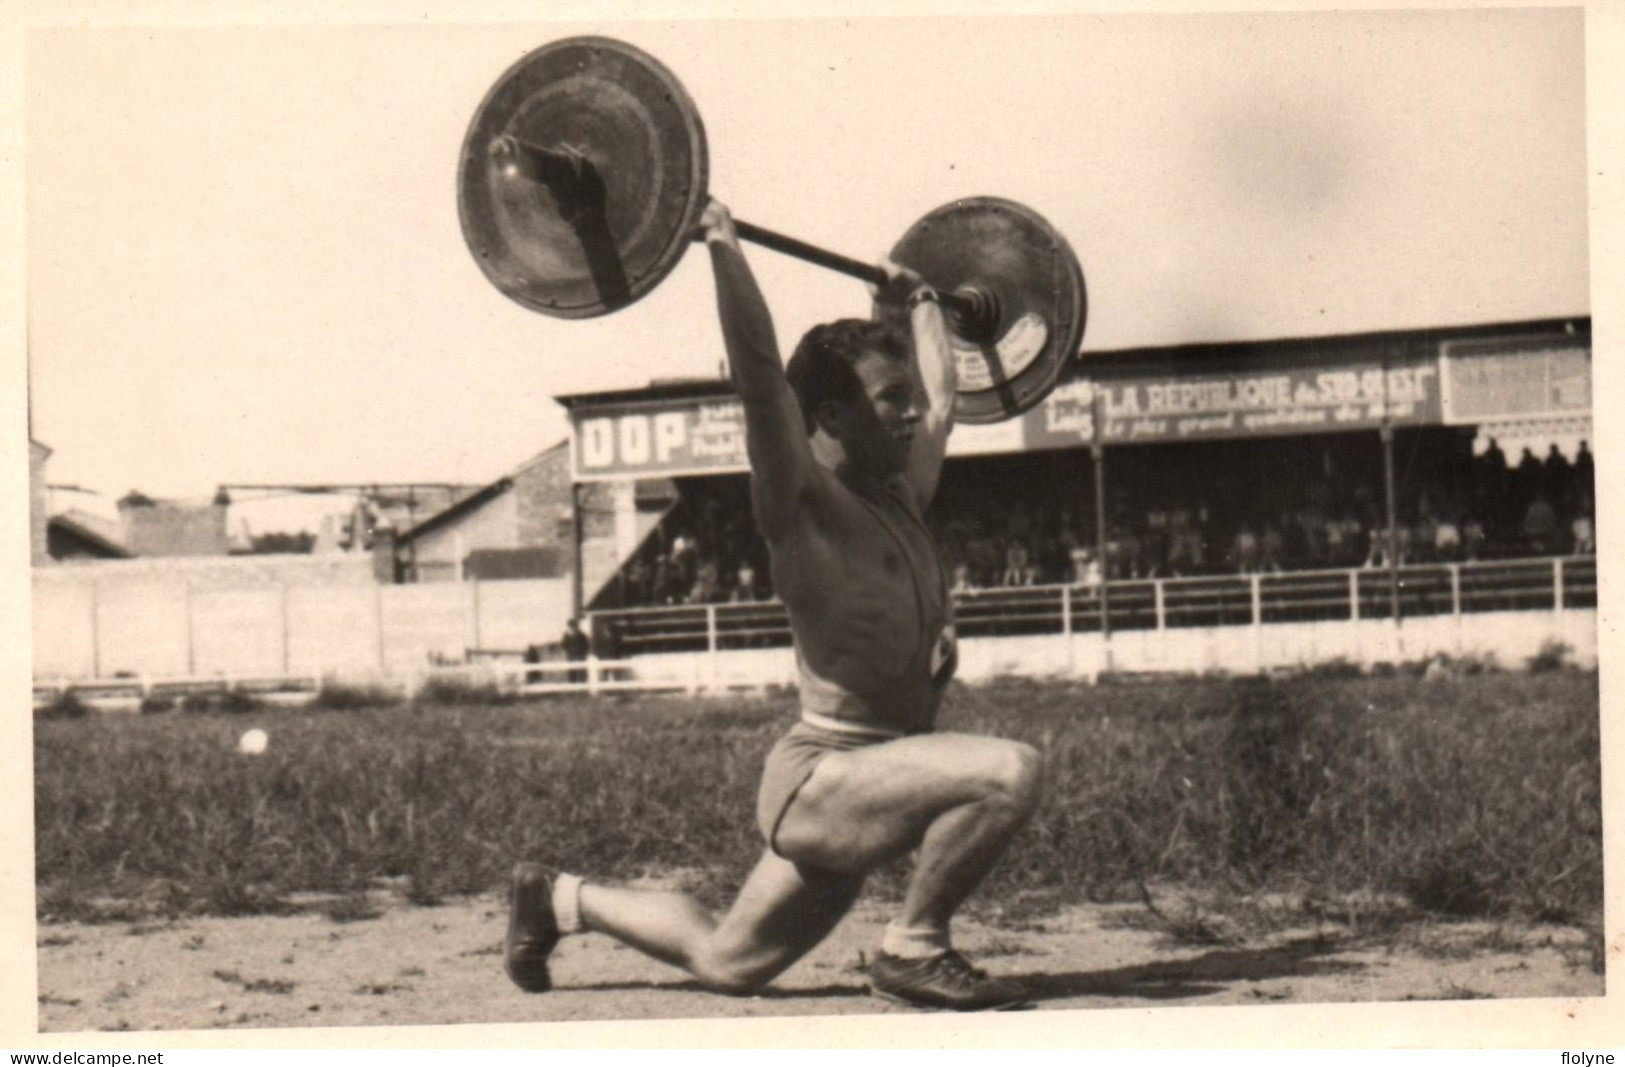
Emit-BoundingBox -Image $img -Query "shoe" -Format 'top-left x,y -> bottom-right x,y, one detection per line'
866,950 -> 1029,1011
504,863 -> 560,993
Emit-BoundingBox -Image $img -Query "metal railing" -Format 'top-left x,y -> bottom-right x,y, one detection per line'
593,555 -> 1597,657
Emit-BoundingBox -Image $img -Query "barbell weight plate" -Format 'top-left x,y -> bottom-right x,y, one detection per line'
457,36 -> 709,318
875,197 -> 1087,424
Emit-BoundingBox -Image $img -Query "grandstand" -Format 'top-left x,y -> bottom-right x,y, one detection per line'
558,317 -> 1593,675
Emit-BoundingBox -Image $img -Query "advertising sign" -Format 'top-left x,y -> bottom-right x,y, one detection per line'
570,354 -> 1455,479
1439,337 -> 1590,423
1022,360 -> 1442,450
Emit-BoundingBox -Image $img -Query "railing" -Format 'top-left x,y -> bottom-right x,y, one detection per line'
594,555 -> 1597,657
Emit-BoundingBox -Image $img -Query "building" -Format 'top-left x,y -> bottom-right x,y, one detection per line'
117,492 -> 230,557
388,441 -> 674,599
46,510 -> 132,561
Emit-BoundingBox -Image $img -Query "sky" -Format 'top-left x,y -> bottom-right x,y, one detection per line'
16,5 -> 1595,534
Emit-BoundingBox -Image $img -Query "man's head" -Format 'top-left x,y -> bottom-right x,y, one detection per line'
786,319 -> 919,477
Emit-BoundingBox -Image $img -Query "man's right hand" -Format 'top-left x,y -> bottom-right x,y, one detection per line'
700,199 -> 739,249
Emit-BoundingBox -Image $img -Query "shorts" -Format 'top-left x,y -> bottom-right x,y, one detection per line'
755,721 -> 893,856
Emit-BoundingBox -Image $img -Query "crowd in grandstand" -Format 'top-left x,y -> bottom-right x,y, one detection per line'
604,435 -> 1594,608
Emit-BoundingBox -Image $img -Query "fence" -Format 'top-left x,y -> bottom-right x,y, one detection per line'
33,557 -> 1596,701
594,555 -> 1597,655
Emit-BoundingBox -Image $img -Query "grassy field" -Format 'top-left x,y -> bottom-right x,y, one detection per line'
33,671 -> 1602,935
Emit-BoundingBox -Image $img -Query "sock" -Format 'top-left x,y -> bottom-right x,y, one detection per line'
552,872 -> 584,935
881,922 -> 950,960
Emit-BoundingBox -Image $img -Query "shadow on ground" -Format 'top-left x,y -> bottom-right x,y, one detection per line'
1019,934 -> 1362,1002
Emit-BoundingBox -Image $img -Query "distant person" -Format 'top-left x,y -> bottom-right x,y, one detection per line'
1542,443 -> 1572,506
1462,514 -> 1487,562
1522,496 -> 1559,556
561,618 -> 591,684
1574,440 -> 1594,501
732,561 -> 757,602
1571,509 -> 1595,556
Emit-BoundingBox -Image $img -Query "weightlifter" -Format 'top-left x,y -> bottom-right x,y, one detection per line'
505,199 -> 1043,1011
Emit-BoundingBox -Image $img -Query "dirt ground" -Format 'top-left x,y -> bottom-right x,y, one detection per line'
33,885 -> 1604,1034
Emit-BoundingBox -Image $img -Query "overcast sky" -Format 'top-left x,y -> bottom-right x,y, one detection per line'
18,5 -> 1594,532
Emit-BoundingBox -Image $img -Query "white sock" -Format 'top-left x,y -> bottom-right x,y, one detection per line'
881,922 -> 950,959
552,872 -> 584,935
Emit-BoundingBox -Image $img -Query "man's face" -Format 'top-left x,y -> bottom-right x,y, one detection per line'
829,351 -> 920,476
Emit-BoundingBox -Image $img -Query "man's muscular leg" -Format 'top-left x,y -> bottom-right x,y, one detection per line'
544,851 -> 863,994
773,734 -> 1042,960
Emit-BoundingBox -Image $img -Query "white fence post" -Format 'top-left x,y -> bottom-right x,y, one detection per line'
1250,574 -> 1264,674
1154,579 -> 1166,631
706,605 -> 719,691
1449,564 -> 1461,616
1554,558 -> 1565,613
1348,571 -> 1360,622
1062,585 -> 1074,675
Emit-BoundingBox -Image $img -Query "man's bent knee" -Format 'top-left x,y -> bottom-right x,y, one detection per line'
688,950 -> 778,996
992,741 -> 1044,815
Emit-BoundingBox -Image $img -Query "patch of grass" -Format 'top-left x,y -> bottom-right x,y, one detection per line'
1528,640 -> 1572,674
311,680 -> 403,711
414,675 -> 516,707
33,673 -> 1602,937
322,895 -> 384,924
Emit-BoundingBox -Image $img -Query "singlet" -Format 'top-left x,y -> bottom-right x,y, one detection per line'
792,477 -> 958,736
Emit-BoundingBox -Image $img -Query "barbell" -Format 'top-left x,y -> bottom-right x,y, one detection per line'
457,36 -> 1087,423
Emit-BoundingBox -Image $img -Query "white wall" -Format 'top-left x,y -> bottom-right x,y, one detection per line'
617,608 -> 1598,692
31,570 -> 573,682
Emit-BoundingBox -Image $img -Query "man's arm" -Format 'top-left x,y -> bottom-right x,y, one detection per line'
701,201 -> 817,544
899,279 -> 956,512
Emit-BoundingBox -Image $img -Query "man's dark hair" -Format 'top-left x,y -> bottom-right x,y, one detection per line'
784,319 -> 908,434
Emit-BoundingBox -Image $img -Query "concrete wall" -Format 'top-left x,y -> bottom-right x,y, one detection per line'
618,608 -> 1598,692
31,563 -> 572,681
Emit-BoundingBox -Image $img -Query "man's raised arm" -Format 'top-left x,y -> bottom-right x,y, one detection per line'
889,267 -> 956,511
701,200 -> 816,543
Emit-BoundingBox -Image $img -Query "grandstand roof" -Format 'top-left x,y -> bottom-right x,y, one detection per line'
552,317 -> 1589,411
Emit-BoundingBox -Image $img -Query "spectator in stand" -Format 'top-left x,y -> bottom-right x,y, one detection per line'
562,618 -> 592,684
1571,500 -> 1595,556
1364,525 -> 1392,569
624,556 -> 651,607
1514,447 -> 1543,506
1574,440 -> 1594,505
1462,513 -> 1487,562
651,555 -> 673,605
1522,494 -> 1559,555
966,522 -> 997,589
1260,518 -> 1287,574
688,557 -> 722,604
1433,513 -> 1461,562
1542,444 -> 1572,507
1001,522 -> 1034,586
1142,508 -> 1169,578
1231,524 -> 1260,575
1072,544 -> 1101,587
1066,536 -> 1091,587
732,561 -> 758,601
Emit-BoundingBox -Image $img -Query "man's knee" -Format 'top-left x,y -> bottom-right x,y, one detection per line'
989,740 -> 1044,814
688,949 -> 777,996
